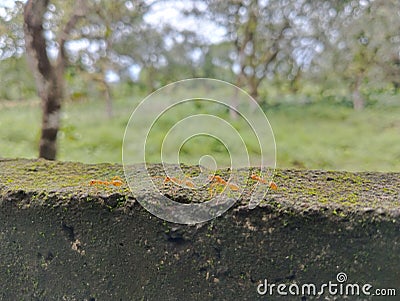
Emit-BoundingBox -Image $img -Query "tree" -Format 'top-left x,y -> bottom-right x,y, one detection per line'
206,0 -> 283,100
314,0 -> 400,109
24,0 -> 86,159
67,0 -> 150,112
112,21 -> 205,92
157,28 -> 206,83
203,0 -> 349,108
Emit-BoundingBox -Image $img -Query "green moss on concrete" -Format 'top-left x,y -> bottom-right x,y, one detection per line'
0,159 -> 399,221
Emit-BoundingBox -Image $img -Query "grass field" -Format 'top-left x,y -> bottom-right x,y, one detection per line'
0,94 -> 399,172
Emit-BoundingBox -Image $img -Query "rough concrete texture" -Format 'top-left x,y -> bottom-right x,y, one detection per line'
0,159 -> 399,300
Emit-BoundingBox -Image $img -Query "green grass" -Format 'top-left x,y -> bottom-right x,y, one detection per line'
269,102 -> 400,171
0,95 -> 399,172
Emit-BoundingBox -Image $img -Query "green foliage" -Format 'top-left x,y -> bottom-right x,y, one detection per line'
0,0 -> 399,172
269,100 -> 400,171
0,93 -> 399,172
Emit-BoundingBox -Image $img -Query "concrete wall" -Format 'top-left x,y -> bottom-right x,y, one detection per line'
0,159 -> 399,300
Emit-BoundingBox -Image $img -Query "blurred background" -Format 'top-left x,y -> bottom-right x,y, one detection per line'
0,0 -> 399,171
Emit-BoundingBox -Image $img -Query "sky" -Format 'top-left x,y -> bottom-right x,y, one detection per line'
144,0 -> 226,44
0,0 -> 18,20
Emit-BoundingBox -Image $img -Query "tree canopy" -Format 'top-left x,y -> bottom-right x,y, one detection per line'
0,0 -> 398,106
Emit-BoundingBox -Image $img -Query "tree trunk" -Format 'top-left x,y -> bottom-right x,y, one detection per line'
104,81 -> 113,119
249,77 -> 258,100
24,0 -> 86,160
352,76 -> 365,111
93,72 -> 113,119
147,66 -> 156,94
24,0 -> 62,160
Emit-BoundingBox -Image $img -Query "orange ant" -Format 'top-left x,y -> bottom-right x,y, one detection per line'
250,174 -> 277,190
163,176 -> 195,188
208,175 -> 239,197
89,176 -> 124,187
269,182 -> 278,190
152,175 -> 195,190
